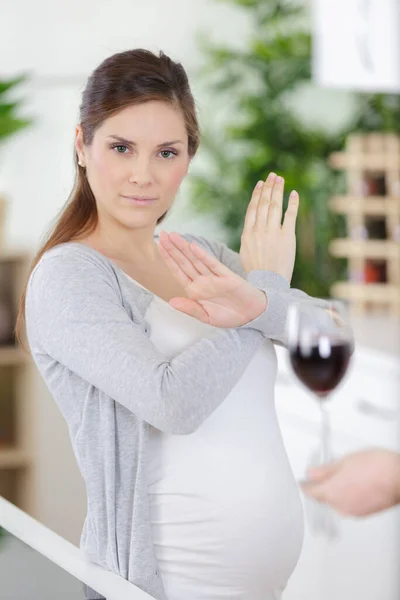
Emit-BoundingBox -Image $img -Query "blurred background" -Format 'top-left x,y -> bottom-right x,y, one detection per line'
0,0 -> 399,598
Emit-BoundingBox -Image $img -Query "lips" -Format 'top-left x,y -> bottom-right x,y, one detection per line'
122,196 -> 157,201
121,195 -> 158,206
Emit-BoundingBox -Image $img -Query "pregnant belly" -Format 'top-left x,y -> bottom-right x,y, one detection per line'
147,432 -> 304,600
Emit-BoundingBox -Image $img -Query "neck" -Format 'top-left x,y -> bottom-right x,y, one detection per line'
83,224 -> 161,264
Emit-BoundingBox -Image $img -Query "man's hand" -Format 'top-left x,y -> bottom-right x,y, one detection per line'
301,449 -> 400,517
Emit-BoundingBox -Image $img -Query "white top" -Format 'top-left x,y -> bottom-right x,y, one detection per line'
125,274 -> 304,600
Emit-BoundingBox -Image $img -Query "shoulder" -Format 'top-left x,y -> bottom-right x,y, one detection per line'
32,241 -> 116,275
25,243 -> 128,346
27,242 -> 119,298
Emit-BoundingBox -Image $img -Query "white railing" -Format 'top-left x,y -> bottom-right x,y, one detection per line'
0,496 -> 153,600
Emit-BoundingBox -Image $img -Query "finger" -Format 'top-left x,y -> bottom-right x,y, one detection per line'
158,231 -> 202,282
168,297 -> 210,324
267,175 -> 284,228
300,482 -> 328,504
169,232 -> 234,279
166,232 -> 213,277
243,179 -> 265,233
282,191 -> 299,233
158,234 -> 192,288
255,172 -> 276,228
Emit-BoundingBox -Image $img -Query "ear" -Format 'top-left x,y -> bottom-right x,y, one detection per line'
75,125 -> 86,166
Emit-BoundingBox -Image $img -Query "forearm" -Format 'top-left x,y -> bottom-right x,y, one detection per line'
235,269 -> 331,345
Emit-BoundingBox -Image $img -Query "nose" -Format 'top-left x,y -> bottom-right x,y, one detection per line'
128,156 -> 153,187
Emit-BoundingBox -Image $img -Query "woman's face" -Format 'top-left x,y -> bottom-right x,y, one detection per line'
75,100 -> 191,228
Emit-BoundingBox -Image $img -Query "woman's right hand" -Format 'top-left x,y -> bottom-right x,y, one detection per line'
239,173 -> 299,284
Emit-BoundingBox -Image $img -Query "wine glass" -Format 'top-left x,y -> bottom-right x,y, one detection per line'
285,299 -> 353,471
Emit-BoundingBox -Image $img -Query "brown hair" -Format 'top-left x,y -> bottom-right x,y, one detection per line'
15,48 -> 200,352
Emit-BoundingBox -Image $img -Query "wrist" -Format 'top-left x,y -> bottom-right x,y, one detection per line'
246,269 -> 290,294
245,268 -> 291,285
255,289 -> 268,318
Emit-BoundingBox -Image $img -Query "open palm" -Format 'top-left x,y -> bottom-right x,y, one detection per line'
158,231 -> 266,328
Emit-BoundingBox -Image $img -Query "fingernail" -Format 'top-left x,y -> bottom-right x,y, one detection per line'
267,172 -> 276,180
256,180 -> 263,188
276,176 -> 284,184
290,190 -> 298,199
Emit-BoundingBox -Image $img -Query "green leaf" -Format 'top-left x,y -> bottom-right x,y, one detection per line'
0,117 -> 32,138
0,73 -> 29,96
0,74 -> 32,144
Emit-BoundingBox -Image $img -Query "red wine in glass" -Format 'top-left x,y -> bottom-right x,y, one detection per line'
286,300 -> 353,469
289,340 -> 352,398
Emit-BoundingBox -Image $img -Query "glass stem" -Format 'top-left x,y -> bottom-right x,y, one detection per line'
319,399 -> 332,465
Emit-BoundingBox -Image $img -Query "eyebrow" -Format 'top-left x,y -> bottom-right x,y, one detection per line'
107,135 -> 184,147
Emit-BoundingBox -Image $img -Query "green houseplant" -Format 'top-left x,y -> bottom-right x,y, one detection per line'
190,0 -> 400,297
0,75 -> 31,139
0,74 -> 32,248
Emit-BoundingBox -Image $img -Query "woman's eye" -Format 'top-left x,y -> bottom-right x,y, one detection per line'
159,150 -> 176,159
110,145 -> 176,158
113,145 -> 129,154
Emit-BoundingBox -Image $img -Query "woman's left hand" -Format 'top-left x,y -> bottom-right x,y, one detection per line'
158,230 -> 266,328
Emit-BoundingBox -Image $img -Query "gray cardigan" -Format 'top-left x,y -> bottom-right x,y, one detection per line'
25,233 -> 327,599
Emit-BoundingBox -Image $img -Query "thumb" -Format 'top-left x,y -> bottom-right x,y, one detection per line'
306,461 -> 338,482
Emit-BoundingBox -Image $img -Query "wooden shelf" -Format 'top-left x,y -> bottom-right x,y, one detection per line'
329,196 -> 400,216
328,133 -> 400,314
0,447 -> 30,469
0,252 -> 36,512
331,282 -> 400,304
329,153 -> 400,170
0,346 -> 29,367
329,239 -> 400,260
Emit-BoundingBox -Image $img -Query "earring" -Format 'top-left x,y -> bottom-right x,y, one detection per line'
78,159 -> 85,167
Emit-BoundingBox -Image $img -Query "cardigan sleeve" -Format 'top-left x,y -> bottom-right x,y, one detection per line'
26,249 -> 267,435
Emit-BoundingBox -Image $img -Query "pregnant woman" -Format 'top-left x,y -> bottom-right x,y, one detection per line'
17,48 -> 327,600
